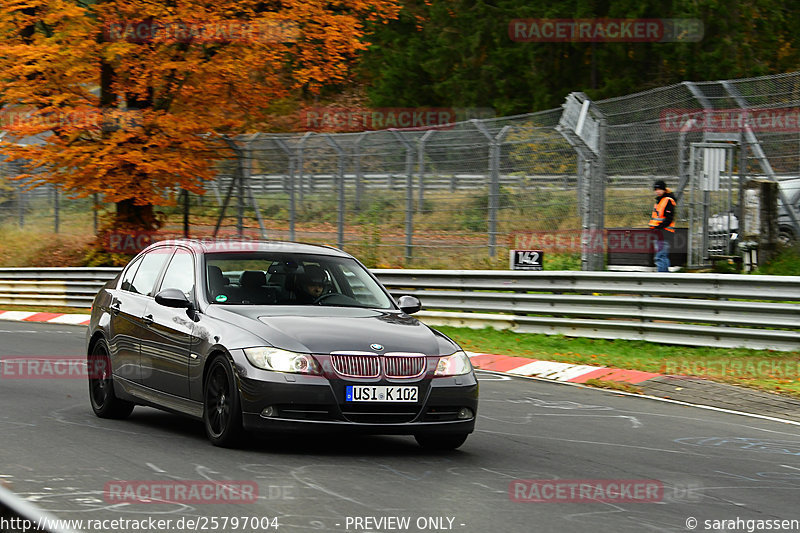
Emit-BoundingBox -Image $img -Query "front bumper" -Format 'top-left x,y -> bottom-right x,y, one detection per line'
241,414 -> 476,435
234,360 -> 478,435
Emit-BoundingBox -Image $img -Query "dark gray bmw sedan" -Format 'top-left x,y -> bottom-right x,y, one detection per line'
86,239 -> 478,449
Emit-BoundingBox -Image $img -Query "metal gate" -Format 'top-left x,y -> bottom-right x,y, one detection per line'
687,142 -> 737,266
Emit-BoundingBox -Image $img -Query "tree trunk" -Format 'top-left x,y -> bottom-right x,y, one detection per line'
115,199 -> 159,231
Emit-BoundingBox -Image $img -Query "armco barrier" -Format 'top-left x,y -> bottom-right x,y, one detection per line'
0,268 -> 119,308
376,270 -> 800,351
0,268 -> 798,351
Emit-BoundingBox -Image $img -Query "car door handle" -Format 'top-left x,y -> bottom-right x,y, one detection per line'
143,314 -> 154,326
110,301 -> 121,315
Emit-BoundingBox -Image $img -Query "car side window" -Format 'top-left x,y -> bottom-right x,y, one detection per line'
158,248 -> 195,298
120,256 -> 142,292
129,249 -> 169,296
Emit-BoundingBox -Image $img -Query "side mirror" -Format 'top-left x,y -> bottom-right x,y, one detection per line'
397,295 -> 421,314
155,288 -> 193,309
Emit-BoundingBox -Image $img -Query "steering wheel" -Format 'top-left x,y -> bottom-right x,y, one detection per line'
313,293 -> 339,305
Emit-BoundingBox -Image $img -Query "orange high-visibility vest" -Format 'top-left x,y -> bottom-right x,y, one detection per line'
649,196 -> 676,232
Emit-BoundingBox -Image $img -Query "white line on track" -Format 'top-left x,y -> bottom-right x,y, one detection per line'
475,369 -> 800,427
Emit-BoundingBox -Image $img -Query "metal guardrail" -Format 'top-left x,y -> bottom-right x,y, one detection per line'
0,268 -> 119,308
376,270 -> 800,351
0,268 -> 798,351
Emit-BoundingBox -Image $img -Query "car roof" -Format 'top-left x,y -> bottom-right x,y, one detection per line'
140,238 -> 353,258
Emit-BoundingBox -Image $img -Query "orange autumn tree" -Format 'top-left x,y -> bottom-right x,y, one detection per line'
0,0 -> 399,230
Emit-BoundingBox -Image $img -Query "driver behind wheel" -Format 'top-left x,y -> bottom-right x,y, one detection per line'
295,264 -> 329,303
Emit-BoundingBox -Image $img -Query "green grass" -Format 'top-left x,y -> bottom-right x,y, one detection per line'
753,246 -> 800,276
436,326 -> 800,397
584,379 -> 643,394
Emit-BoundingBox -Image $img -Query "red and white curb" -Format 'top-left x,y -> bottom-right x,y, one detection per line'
0,311 -> 662,385
0,310 -> 90,326
467,352 -> 662,385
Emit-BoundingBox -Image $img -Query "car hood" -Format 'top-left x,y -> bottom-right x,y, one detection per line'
209,306 -> 452,355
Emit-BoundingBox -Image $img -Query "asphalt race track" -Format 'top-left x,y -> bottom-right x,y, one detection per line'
2,321 -> 800,533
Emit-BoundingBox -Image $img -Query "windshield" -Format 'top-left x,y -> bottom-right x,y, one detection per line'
204,252 -> 394,309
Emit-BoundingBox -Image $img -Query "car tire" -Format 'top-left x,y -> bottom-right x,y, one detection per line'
203,355 -> 244,447
414,432 -> 469,451
88,339 -> 135,419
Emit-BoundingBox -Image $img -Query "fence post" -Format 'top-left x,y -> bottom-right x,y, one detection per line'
676,117 -> 698,196
93,193 -> 99,234
418,130 -> 435,213
288,149 -> 295,241
220,137 -> 246,237
473,120 -> 511,258
236,144 -> 245,237
591,116 -> 606,270
323,134 -> 346,249
214,134 -> 268,239
17,188 -> 24,228
182,188 -> 189,237
688,143 -> 696,265
297,132 -> 312,205
53,185 -> 59,234
242,134 -> 267,239
275,138 -> 295,241
391,130 -> 415,263
354,133 -> 366,211
555,93 -> 606,270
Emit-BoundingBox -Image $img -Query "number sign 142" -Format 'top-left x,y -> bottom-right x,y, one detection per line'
511,249 -> 543,270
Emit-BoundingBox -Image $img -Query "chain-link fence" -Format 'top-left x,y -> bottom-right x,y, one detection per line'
3,71 -> 800,269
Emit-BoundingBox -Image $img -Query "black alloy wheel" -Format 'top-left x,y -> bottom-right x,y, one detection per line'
88,339 -> 135,419
203,356 -> 244,447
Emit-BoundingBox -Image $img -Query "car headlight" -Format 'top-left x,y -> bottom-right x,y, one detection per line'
434,351 -> 473,376
243,347 -> 321,375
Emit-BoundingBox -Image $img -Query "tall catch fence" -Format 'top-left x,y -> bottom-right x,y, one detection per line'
2,72 -> 799,269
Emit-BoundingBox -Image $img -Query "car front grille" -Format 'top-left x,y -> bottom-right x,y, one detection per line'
330,354 -> 426,378
340,404 -> 420,424
383,355 -> 426,378
331,355 -> 380,378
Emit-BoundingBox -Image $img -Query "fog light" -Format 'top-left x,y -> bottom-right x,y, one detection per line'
261,406 -> 276,418
457,408 -> 473,420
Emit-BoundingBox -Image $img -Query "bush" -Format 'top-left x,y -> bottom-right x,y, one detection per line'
753,246 -> 800,276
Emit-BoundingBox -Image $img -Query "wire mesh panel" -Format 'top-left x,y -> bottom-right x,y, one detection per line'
3,72 -> 800,268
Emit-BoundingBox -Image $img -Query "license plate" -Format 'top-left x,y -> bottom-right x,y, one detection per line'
345,385 -> 418,402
